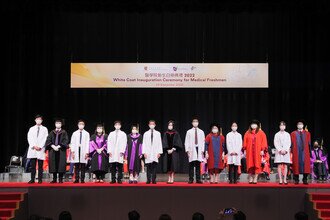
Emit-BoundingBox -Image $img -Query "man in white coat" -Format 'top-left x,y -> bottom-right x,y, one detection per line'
185,118 -> 205,184
108,121 -> 127,184
142,120 -> 163,184
70,120 -> 90,183
27,115 -> 48,184
226,122 -> 243,184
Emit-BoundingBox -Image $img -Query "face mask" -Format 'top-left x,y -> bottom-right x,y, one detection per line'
115,125 -> 121,130
280,125 -> 286,131
231,126 -> 237,132
149,125 -> 155,129
314,145 -> 318,149
132,129 -> 138,134
212,129 -> 218,134
96,128 -> 103,133
297,124 -> 304,129
192,122 -> 199,127
251,124 -> 258,130
55,123 -> 62,129
168,125 -> 173,130
78,124 -> 84,130
35,119 -> 42,125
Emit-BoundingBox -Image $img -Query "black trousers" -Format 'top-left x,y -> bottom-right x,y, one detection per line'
314,162 -> 327,178
294,173 -> 309,182
94,170 -> 106,180
228,164 -> 238,182
146,162 -> 158,182
74,163 -> 86,181
110,162 -> 123,181
189,161 -> 201,181
30,158 -> 44,181
52,172 -> 64,181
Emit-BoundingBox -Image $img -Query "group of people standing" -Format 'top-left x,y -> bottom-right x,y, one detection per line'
26,115 -> 327,185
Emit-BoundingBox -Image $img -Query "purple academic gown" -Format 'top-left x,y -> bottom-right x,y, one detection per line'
89,134 -> 109,173
310,148 -> 329,179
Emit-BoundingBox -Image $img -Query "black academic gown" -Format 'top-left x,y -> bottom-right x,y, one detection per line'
90,134 -> 109,173
126,134 -> 143,173
45,129 -> 69,173
162,130 -> 183,173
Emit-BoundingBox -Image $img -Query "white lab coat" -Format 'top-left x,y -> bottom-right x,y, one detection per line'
226,131 -> 243,165
274,131 -> 291,164
70,129 -> 90,164
185,127 -> 205,162
142,129 -> 163,164
107,130 -> 127,164
27,125 -> 48,160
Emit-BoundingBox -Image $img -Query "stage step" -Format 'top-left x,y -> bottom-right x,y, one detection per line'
309,193 -> 330,220
0,192 -> 25,220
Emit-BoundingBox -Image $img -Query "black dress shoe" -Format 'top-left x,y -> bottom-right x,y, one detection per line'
73,180 -> 79,183
28,180 -> 35,184
129,180 -> 133,184
59,180 -> 64,184
50,180 -> 57,184
303,181 -> 308,185
146,181 -> 151,184
188,180 -> 193,184
117,180 -> 123,184
110,180 -> 116,184
152,181 -> 157,184
80,180 -> 85,184
38,180 -> 42,184
196,180 -> 203,184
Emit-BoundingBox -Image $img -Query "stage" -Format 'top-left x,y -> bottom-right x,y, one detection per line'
1,181 -> 330,220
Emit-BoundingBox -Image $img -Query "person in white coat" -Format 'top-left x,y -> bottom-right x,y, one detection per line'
185,118 -> 205,184
108,121 -> 127,184
226,122 -> 243,184
70,120 -> 90,183
142,120 -> 163,184
274,121 -> 291,184
27,115 -> 48,184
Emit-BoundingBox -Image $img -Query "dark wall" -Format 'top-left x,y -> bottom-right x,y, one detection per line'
2,0 -> 329,171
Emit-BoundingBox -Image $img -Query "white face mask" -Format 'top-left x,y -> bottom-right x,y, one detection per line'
149,125 -> 155,129
297,124 -> 304,129
231,126 -> 237,132
78,124 -> 84,130
115,125 -> 121,130
192,122 -> 199,127
55,123 -> 62,129
251,124 -> 258,130
35,119 -> 42,125
280,125 -> 286,131
212,128 -> 219,134
168,125 -> 173,130
96,128 -> 103,133
132,129 -> 138,134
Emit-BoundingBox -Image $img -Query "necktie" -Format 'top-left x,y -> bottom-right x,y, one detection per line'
37,126 -> 40,138
151,130 -> 153,145
55,130 -> 59,146
195,128 -> 198,145
79,131 -> 82,145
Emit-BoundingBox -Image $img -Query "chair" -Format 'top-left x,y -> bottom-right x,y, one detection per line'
4,156 -> 24,182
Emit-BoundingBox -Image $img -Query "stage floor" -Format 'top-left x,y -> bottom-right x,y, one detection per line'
1,181 -> 330,188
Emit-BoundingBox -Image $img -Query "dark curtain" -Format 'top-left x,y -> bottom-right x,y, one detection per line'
2,0 -> 329,172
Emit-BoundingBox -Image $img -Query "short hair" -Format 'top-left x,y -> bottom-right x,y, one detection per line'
58,211 -> 72,220
168,120 -> 175,126
231,121 -> 238,126
114,120 -> 121,125
233,211 -> 246,220
159,214 -> 172,220
78,119 -> 85,124
294,211 -> 308,220
35,114 -> 43,120
128,210 -> 140,220
192,117 -> 199,122
149,120 -> 156,124
279,121 -> 286,126
192,212 -> 204,220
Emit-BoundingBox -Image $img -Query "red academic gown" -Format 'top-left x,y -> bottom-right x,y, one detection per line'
291,130 -> 311,175
243,130 -> 268,174
205,133 -> 225,170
